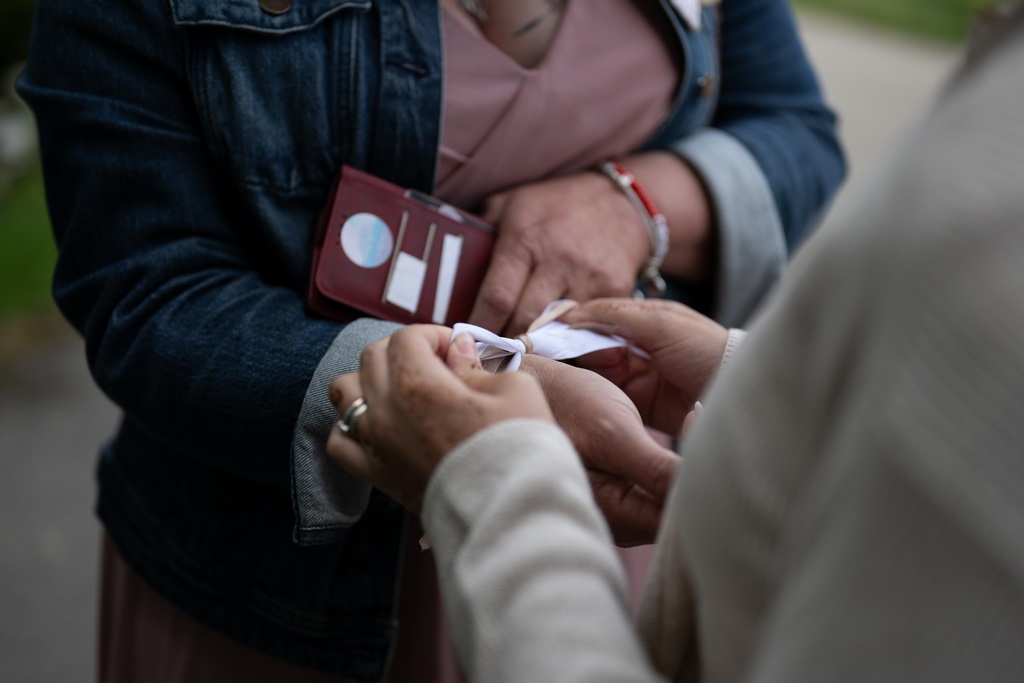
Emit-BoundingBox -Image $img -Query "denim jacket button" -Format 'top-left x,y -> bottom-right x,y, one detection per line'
697,73 -> 716,99
259,0 -> 292,15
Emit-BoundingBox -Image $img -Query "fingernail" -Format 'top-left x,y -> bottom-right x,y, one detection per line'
452,332 -> 477,357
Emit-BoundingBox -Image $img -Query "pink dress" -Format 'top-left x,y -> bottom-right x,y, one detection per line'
434,0 -> 679,211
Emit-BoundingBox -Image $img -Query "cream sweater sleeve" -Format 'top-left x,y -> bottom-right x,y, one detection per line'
421,419 -> 666,683
668,24 -> 1024,683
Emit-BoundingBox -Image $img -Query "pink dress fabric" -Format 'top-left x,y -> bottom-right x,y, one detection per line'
433,0 -> 679,211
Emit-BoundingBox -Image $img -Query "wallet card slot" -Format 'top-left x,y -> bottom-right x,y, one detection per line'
381,210 -> 410,305
433,232 -> 464,324
384,217 -> 437,315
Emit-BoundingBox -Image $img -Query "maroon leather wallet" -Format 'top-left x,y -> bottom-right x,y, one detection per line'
308,166 -> 495,326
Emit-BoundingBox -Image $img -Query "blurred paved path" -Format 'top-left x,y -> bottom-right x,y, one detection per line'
0,325 -> 117,683
0,11 -> 962,682
796,10 -> 961,226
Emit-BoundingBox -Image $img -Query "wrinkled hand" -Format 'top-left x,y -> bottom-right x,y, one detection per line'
520,355 -> 680,546
469,171 -> 649,335
327,326 -> 553,513
561,298 -> 728,436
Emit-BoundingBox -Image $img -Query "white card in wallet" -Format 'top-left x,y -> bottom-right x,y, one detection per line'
432,233 -> 464,324
385,252 -> 427,314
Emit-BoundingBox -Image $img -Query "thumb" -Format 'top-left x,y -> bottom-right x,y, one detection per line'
447,331 -> 526,396
447,331 -> 483,374
480,191 -> 509,225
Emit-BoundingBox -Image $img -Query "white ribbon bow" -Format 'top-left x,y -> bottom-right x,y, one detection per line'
450,300 -> 647,373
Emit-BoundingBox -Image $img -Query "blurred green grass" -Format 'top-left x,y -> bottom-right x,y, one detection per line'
0,162 -> 55,319
794,0 -> 992,43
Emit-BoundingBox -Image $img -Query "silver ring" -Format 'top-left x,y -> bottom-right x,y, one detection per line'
337,397 -> 368,442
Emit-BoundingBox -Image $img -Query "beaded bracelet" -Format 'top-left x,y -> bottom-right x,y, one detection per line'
598,161 -> 669,297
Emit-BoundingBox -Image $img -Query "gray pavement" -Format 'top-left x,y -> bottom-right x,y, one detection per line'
0,11 -> 962,682
1,325 -> 118,682
796,10 -> 961,228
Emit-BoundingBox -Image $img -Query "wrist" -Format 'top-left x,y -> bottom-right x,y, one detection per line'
597,161 -> 669,297
620,152 -> 716,284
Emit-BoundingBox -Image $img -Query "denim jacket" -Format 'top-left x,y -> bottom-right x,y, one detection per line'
18,0 -> 843,679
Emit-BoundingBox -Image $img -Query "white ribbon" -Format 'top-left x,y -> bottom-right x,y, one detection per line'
450,300 -> 648,373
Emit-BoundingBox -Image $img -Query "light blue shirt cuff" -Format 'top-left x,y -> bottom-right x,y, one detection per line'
672,128 -> 786,328
290,317 -> 403,545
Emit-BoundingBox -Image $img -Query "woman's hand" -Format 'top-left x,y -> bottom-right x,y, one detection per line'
469,170 -> 649,335
468,151 -> 716,336
561,298 -> 728,436
327,326 -> 553,513
519,355 -> 680,546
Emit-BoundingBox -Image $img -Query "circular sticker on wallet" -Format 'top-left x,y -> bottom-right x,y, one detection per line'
339,212 -> 394,269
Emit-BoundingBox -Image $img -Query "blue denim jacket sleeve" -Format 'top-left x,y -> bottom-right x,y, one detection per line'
17,0 -> 390,494
660,0 -> 846,326
714,0 -> 845,248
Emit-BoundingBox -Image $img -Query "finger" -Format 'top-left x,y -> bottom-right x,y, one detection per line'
586,470 -> 663,547
326,427 -> 374,482
682,401 -> 703,435
385,324 -> 465,373
563,298 -> 693,353
626,438 -> 680,500
458,363 -> 532,395
507,266 -> 566,336
458,368 -> 555,423
329,377 -> 376,449
382,325 -> 480,405
391,324 -> 457,360
357,334 -> 391,388
480,191 -> 509,226
447,331 -> 483,373
469,238 -> 533,333
572,347 -> 632,385
600,423 -> 680,501
329,372 -> 362,412
359,326 -> 452,404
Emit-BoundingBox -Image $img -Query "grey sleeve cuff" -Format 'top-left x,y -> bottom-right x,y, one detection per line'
720,328 -> 748,371
290,317 -> 403,545
672,128 -> 787,328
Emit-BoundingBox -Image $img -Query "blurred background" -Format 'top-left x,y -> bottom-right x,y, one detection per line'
0,1 -> 987,681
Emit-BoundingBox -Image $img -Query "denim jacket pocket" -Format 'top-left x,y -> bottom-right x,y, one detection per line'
169,0 -> 374,193
170,0 -> 372,34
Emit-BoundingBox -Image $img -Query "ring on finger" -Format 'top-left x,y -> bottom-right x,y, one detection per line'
337,397 -> 369,443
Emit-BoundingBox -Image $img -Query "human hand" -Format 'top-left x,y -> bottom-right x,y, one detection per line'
327,326 -> 554,513
469,170 -> 649,335
561,298 -> 728,436
520,355 -> 680,546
